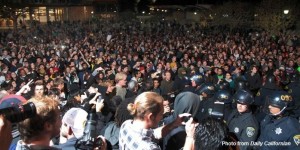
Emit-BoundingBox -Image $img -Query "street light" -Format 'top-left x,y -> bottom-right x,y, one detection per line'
283,10 -> 289,15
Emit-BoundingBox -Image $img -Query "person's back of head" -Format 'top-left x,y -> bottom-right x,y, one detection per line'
140,79 -> 154,92
115,97 -> 134,127
62,108 -> 88,139
108,96 -> 123,115
18,96 -> 61,144
127,80 -> 138,92
47,88 -> 61,100
52,77 -> 64,89
194,117 -> 228,150
127,92 -> 163,122
115,72 -> 127,85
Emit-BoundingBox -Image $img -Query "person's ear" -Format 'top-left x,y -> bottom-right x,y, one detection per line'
145,112 -> 154,122
68,126 -> 73,135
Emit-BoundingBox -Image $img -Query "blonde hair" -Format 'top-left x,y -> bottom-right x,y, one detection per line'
18,96 -> 60,143
115,72 -> 127,83
99,80 -> 115,87
127,92 -> 164,120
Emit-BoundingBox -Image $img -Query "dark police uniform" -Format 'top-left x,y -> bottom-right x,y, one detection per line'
196,97 -> 215,122
254,87 -> 280,122
183,75 -> 204,94
211,89 -> 233,121
285,81 -> 300,118
255,76 -> 278,105
227,110 -> 259,150
257,115 -> 300,150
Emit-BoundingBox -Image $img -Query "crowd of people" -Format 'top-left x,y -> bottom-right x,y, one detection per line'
0,18 -> 300,150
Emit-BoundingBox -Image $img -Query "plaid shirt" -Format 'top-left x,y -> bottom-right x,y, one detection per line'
119,120 -> 161,150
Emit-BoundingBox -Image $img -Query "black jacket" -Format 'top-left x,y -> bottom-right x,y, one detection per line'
227,110 -> 259,150
245,72 -> 262,91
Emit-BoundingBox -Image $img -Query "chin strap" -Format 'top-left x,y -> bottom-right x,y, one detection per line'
272,106 -> 286,116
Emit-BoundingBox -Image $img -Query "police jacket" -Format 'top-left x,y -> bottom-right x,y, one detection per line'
257,115 -> 300,150
227,110 -> 259,150
285,81 -> 300,118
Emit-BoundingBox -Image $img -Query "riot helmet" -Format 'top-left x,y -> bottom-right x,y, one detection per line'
234,80 -> 249,91
217,80 -> 230,91
197,83 -> 215,96
264,75 -> 279,89
190,75 -> 204,86
232,89 -> 254,105
266,75 -> 276,84
265,91 -> 293,116
214,90 -> 232,104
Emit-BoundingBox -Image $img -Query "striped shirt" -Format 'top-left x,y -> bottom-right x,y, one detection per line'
119,120 -> 161,150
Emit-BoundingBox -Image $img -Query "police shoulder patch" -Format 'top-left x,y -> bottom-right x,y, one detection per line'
293,135 -> 300,146
246,127 -> 255,137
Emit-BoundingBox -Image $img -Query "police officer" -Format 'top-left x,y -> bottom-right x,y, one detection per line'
234,80 -> 250,93
182,74 -> 204,94
195,83 -> 216,121
257,91 -> 300,150
211,89 -> 232,121
284,74 -> 300,119
216,80 -> 231,92
227,90 -> 259,150
254,75 -> 281,122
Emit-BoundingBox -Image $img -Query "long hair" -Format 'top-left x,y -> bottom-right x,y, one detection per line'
127,92 -> 163,120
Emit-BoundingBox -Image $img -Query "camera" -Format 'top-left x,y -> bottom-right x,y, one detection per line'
0,102 -> 36,123
75,111 -> 101,150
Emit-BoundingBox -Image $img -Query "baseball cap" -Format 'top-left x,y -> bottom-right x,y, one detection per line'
62,108 -> 88,138
0,94 -> 27,109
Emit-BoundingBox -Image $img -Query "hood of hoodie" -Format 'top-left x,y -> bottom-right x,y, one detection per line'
177,68 -> 186,78
173,92 -> 201,117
